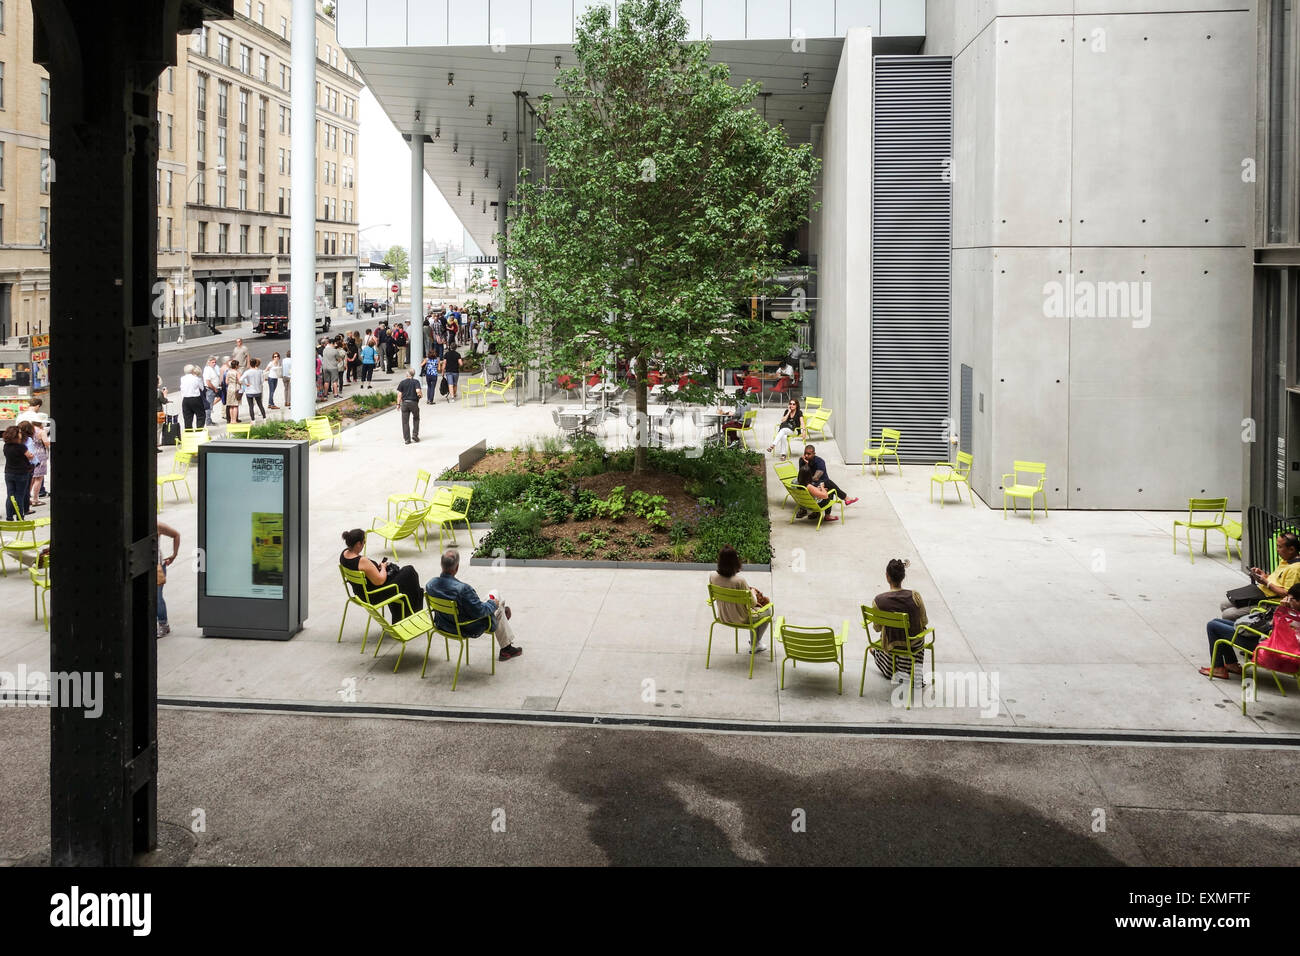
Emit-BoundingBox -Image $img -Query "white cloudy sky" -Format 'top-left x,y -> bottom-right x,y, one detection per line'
358,86 -> 472,255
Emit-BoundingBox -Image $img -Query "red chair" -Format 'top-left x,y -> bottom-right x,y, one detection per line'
556,374 -> 578,395
586,373 -> 601,387
678,374 -> 695,389
648,370 -> 664,386
742,375 -> 762,400
769,376 -> 792,403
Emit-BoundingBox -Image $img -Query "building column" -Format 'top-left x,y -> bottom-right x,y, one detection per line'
290,0 -> 316,414
34,0 -> 235,866
409,129 -> 425,365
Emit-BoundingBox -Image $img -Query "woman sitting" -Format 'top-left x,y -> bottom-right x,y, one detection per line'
766,399 -> 806,456
338,528 -> 424,623
709,545 -> 773,654
1202,581 -> 1300,679
869,558 -> 928,681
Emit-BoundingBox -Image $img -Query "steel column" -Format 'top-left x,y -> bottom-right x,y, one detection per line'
290,0 -> 316,415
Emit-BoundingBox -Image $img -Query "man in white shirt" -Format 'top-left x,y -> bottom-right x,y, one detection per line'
179,364 -> 205,430
281,351 -> 293,410
201,356 -> 221,425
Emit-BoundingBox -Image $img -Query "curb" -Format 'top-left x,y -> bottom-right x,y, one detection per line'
468,556 -> 772,572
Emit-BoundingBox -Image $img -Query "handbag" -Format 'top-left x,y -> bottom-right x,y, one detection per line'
1255,607 -> 1300,674
156,410 -> 167,424
439,377 -> 449,396
161,417 -> 181,446
1226,583 -> 1263,608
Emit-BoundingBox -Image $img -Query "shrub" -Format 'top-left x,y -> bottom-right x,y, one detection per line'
468,472 -> 534,521
438,468 -> 478,481
632,532 -> 654,549
478,505 -> 552,560
249,420 -> 308,440
692,509 -> 772,565
572,490 -> 600,521
652,548 -> 673,561
351,390 -> 397,412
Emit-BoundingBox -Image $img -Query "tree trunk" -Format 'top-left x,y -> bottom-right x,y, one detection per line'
634,370 -> 648,474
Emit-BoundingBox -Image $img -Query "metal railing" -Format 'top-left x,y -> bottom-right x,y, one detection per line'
1246,505 -> 1300,570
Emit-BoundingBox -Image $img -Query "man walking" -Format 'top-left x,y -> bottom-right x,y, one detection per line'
425,549 -> 523,661
441,341 -> 462,403
396,368 -> 422,444
202,355 -> 221,425
321,337 -> 340,399
230,337 -> 251,370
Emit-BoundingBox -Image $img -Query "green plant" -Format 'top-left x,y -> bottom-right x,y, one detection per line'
572,490 -> 600,521
670,542 -> 692,562
558,540 -> 576,556
669,519 -> 692,546
593,485 -> 627,522
652,548 -> 673,561
604,546 -> 628,562
692,509 -> 772,565
351,390 -> 398,412
582,545 -> 598,559
437,468 -> 478,481
249,420 -> 308,440
577,531 -> 592,543
646,507 -> 671,531
632,532 -> 654,549
479,505 -> 553,560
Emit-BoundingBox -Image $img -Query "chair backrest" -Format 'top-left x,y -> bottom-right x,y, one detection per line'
778,622 -> 840,662
708,583 -> 753,622
807,409 -> 831,430
226,423 -> 251,438
1012,460 -> 1046,486
552,408 -> 562,427
788,484 -> 832,510
955,451 -> 973,476
804,397 -> 823,410
426,594 -> 482,639
0,516 -> 41,540
305,418 -> 333,439
395,505 -> 431,535
881,427 -> 902,449
413,469 -> 431,497
861,603 -> 914,643
180,428 -> 210,454
774,460 -> 798,485
169,451 -> 193,475
443,486 -> 473,519
742,409 -> 757,426
1187,497 -> 1228,523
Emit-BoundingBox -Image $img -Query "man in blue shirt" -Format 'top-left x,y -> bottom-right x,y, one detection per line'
796,444 -> 859,518
425,550 -> 523,661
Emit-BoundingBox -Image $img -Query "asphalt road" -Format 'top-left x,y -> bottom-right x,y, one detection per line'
3,706 -> 1298,866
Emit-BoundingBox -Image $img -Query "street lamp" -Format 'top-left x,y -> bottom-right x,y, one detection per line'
180,163 -> 225,343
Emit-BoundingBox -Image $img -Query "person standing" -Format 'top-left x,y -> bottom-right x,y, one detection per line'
394,321 -> 410,369
230,337 -> 251,370
360,337 -> 377,388
202,356 -> 221,426
281,350 -> 293,410
345,335 -> 359,384
385,325 -> 399,373
266,352 -> 283,409
334,335 -> 347,395
242,357 -> 267,421
396,369 -> 422,444
320,338 -> 340,400
422,351 -> 440,404
376,324 -> 391,373
24,421 -> 48,511
3,426 -> 33,519
179,364 -> 206,430
156,521 -> 181,638
224,360 -> 242,424
441,341 -> 462,403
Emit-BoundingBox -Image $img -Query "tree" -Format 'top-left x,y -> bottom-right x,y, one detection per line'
499,0 -> 818,472
382,245 -> 409,306
427,260 -> 450,289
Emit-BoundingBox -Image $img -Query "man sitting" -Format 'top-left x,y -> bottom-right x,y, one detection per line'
424,549 -> 523,661
795,444 -> 859,519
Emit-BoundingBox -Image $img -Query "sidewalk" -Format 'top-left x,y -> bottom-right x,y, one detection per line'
5,399 -> 1289,738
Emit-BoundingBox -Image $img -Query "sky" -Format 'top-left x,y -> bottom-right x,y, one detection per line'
357,85 -> 471,256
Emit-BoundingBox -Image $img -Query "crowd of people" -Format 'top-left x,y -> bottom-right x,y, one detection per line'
2,405 -> 50,520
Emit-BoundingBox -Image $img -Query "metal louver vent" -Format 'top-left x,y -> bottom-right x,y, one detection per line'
871,56 -> 953,463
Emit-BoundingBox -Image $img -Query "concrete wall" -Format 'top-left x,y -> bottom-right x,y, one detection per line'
927,0 -> 1255,509
813,28 -> 874,464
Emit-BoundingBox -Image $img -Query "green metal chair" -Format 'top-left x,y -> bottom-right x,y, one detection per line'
337,565 -> 436,671
930,451 -> 974,507
861,604 -> 936,709
179,427 -> 210,455
1221,518 -> 1243,561
724,409 -> 758,449
805,408 -> 833,441
775,616 -> 848,694
225,422 -> 252,439
774,460 -> 799,508
387,469 -> 432,518
31,553 -> 50,630
705,584 -> 775,679
486,374 -> 515,402
463,376 -> 487,407
787,483 -> 843,529
0,514 -> 49,577
1173,497 -> 1228,563
424,486 -> 475,550
1002,461 -> 1047,521
425,595 -> 496,690
1241,636 -> 1300,716
862,427 -> 903,476
802,397 -> 823,412
157,451 -> 193,512
367,504 -> 430,558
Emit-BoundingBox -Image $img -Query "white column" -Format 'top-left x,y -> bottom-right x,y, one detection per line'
290,0 -> 317,415
409,131 -> 425,366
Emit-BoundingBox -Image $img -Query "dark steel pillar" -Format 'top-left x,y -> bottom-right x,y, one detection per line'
33,0 -> 233,867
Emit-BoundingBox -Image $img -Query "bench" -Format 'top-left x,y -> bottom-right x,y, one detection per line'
305,415 -> 343,451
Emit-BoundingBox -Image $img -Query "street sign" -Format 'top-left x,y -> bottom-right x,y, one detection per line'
391,283 -> 399,293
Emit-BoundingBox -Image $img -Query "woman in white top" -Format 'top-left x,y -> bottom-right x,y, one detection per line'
266,352 -> 283,409
240,358 -> 266,421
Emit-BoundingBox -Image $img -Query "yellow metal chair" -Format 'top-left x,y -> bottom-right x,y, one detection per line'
0,516 -> 49,577
1173,497 -> 1229,564
724,409 -> 758,449
31,553 -> 50,629
425,486 -> 475,550
179,428 -> 210,455
775,616 -> 848,694
463,376 -> 487,407
805,408 -> 833,441
803,397 -> 823,412
861,604 -> 936,709
337,565 -> 437,670
862,427 -> 902,476
1001,461 -> 1047,521
225,422 -> 252,439
157,451 -> 194,512
485,374 -> 515,403
387,469 -> 432,518
1222,518 -> 1243,561
705,584 -> 775,679
305,416 -> 343,451
425,595 -> 496,690
774,460 -> 799,508
930,451 -> 974,507
367,504 -> 430,558
787,484 -> 843,529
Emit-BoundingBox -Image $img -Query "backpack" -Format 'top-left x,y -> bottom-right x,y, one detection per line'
394,327 -> 408,346
439,376 -> 449,396
1256,607 -> 1300,675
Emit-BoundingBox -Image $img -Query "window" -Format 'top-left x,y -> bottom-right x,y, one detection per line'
259,225 -> 266,253
218,81 -> 228,120
196,74 -> 206,113
166,170 -> 173,206
239,90 -> 248,126
258,97 -> 266,132
196,169 -> 205,204
243,0 -> 251,16
165,217 -> 173,249
239,223 -> 249,253
278,147 -> 285,174
40,77 -> 49,123
218,223 -> 228,253
39,149 -> 50,193
217,172 -> 226,206
322,197 -> 329,219
280,16 -> 287,39
39,207 -> 48,247
197,27 -> 208,57
278,105 -> 286,134
217,126 -> 226,160
238,131 -> 247,164
0,62 -> 6,110
280,64 -> 288,90
277,186 -> 285,214
0,143 -> 5,189
165,114 -> 173,150
257,3 -> 265,26
196,118 -> 205,158
197,221 -> 207,253
217,34 -> 230,66
0,206 -> 5,245
259,53 -> 268,83
167,67 -> 174,92
0,2 -> 6,34
238,177 -> 247,209
277,228 -> 287,254
239,44 -> 251,75
257,182 -> 264,211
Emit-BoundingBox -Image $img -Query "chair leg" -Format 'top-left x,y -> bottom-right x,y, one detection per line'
360,617 -> 372,655
451,641 -> 465,690
706,622 -> 715,668
338,603 -> 348,643
421,632 -> 434,678
860,647 -> 869,696
780,657 -> 788,689
1186,528 -> 1195,565
393,641 -> 405,673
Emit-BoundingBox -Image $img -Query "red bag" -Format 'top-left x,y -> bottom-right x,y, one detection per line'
1255,607 -> 1300,675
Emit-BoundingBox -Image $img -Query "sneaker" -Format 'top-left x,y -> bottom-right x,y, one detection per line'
405,439 -> 411,445
845,497 -> 860,506
750,642 -> 766,654
412,437 -> 420,443
160,622 -> 170,636
498,644 -> 523,661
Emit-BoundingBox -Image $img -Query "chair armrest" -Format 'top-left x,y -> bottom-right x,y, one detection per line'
369,518 -> 386,531
913,626 -> 937,644
933,461 -> 954,470
835,621 -> 848,646
1000,473 -> 1015,484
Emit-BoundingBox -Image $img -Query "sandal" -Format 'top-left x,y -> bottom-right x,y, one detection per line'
1199,665 -> 1239,680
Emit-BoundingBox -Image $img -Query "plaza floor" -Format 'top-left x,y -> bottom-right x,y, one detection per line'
3,395 -> 1290,738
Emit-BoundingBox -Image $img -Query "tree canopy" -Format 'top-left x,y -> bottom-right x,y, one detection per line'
498,0 -> 818,471
382,245 -> 409,284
